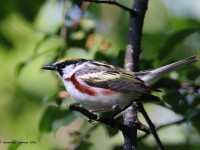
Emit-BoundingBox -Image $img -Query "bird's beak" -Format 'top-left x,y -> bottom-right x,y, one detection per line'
41,64 -> 56,71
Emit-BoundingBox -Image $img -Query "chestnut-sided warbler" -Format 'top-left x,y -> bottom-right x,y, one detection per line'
42,56 -> 199,112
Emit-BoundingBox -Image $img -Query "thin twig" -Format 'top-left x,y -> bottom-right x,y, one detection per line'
138,117 -> 187,140
84,0 -> 136,14
139,111 -> 200,140
157,118 -> 187,129
68,123 -> 100,150
60,0 -> 68,40
136,121 -> 151,134
137,102 -> 165,150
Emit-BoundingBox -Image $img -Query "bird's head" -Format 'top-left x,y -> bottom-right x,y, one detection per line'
42,58 -> 87,77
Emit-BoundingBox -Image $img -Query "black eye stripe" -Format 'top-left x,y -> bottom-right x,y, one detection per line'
59,59 -> 87,67
56,61 -> 74,77
55,59 -> 87,77
60,62 -> 66,68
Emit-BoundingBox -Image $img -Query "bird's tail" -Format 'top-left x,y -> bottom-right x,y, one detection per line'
137,55 -> 199,86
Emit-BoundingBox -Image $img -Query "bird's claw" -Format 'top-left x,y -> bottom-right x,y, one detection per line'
87,110 -> 100,123
87,118 -> 95,124
112,104 -> 119,110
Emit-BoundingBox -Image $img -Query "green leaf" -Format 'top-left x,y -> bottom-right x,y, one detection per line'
190,93 -> 200,108
154,78 -> 180,89
94,51 -> 114,64
77,141 -> 94,150
104,127 -> 119,138
158,28 -> 199,61
7,140 -> 21,150
186,109 -> 199,121
186,66 -> 200,80
163,89 -> 188,115
72,0 -> 83,7
0,0 -> 45,21
39,106 -> 76,133
193,119 -> 200,133
0,31 -> 13,49
15,0 -> 46,22
70,31 -> 86,40
81,18 -> 96,32
66,47 -> 91,59
116,50 -> 125,68
15,61 -> 27,77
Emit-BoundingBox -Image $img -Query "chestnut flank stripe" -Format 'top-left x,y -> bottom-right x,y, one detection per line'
70,74 -> 97,96
102,89 -> 118,95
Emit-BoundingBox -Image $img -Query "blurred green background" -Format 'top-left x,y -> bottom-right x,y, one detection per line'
0,0 -> 200,150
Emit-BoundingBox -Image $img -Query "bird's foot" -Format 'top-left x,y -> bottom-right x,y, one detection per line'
112,104 -> 119,110
87,111 -> 100,123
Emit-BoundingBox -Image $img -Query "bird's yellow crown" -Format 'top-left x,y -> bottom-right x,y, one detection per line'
58,58 -> 80,62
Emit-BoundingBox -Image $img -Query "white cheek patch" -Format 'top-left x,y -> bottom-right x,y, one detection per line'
62,63 -> 87,78
63,74 -> 71,80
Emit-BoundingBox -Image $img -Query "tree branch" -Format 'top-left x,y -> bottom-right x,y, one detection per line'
68,123 -> 100,150
68,104 -> 128,132
84,0 -> 136,14
137,102 -> 165,150
123,0 -> 149,149
68,104 -> 150,134
123,104 -> 138,150
123,0 -> 165,149
136,120 -> 151,134
125,0 -> 148,71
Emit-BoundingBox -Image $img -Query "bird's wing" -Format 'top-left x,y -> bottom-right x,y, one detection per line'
76,64 -> 158,93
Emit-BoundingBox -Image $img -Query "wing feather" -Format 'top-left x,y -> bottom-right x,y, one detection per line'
76,64 -> 158,93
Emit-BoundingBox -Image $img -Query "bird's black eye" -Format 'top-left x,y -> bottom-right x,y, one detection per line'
60,62 -> 66,68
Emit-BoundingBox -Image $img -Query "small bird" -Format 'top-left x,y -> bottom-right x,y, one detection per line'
42,56 -> 199,112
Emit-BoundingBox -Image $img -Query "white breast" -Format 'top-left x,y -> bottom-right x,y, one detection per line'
62,77 -> 139,111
